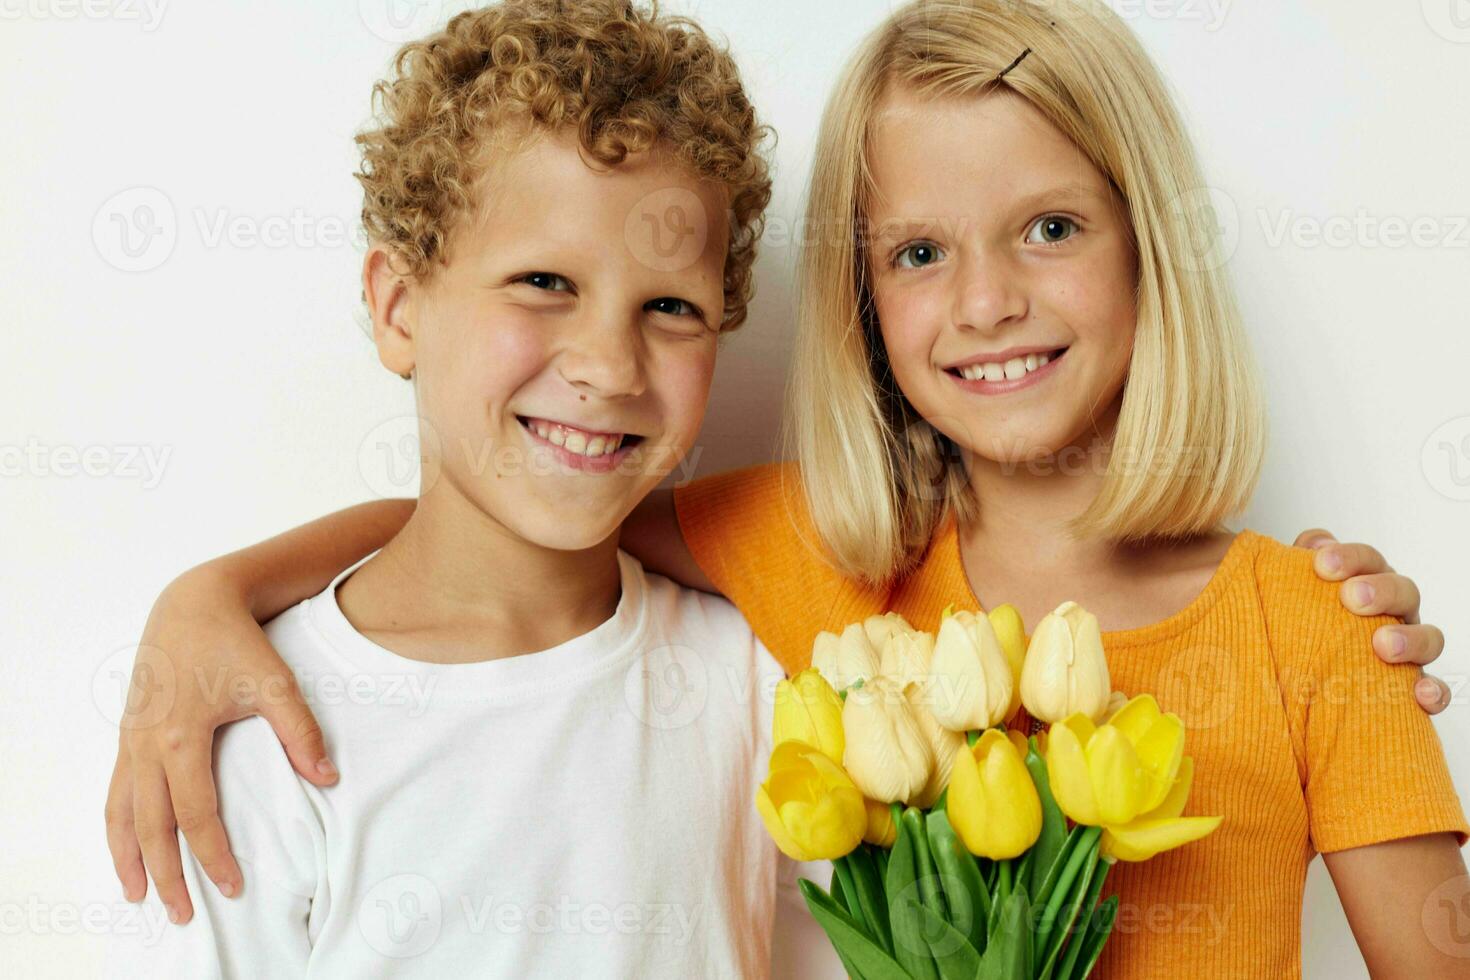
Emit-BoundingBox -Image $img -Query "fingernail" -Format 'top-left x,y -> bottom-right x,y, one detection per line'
316,759 -> 338,779
166,905 -> 181,924
1320,549 -> 1342,574
1416,677 -> 1439,700
1352,582 -> 1374,608
218,880 -> 236,898
1390,631 -> 1408,658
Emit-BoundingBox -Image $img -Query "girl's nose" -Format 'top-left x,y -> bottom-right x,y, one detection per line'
951,250 -> 1028,334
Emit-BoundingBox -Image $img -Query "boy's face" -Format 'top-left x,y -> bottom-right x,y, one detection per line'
370,127 -> 729,551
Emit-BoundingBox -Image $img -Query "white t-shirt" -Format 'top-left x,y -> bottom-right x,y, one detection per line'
123,549 -> 811,979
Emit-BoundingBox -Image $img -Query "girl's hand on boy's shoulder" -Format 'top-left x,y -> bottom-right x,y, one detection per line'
1295,528 -> 1450,715
104,563 -> 337,925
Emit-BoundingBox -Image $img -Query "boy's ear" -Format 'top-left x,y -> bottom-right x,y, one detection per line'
363,244 -> 416,378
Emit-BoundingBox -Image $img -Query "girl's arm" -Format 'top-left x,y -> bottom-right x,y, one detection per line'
1324,833 -> 1470,976
104,492 -> 1449,921
105,498 -> 413,924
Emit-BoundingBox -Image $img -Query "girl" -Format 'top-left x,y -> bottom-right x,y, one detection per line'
107,0 -> 1463,975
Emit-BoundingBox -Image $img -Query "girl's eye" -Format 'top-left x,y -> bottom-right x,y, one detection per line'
520,272 -> 572,292
894,242 -> 945,269
1026,215 -> 1079,245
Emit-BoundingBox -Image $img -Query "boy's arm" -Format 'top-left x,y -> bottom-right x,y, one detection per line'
1324,833 -> 1470,977
105,498 -> 413,924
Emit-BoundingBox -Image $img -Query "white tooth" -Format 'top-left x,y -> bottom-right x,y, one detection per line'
983,363 -> 1005,381
1038,353 -> 1050,366
966,365 -> 983,381
1025,354 -> 1038,371
532,421 -> 546,438
564,431 -> 587,454
604,437 -> 621,455
586,436 -> 606,456
549,427 -> 566,447
1004,358 -> 1026,380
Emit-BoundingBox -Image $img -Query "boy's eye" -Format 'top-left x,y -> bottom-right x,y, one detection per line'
520,272 -> 572,292
894,242 -> 945,269
1026,215 -> 1079,245
646,296 -> 702,320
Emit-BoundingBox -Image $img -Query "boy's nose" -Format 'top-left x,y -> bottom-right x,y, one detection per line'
557,316 -> 649,399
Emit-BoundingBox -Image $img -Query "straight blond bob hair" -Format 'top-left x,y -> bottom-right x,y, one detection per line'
782,0 -> 1266,587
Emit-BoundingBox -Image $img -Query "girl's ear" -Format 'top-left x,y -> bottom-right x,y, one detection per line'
362,244 -> 415,378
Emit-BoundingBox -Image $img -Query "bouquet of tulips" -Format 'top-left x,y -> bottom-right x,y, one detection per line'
755,602 -> 1222,980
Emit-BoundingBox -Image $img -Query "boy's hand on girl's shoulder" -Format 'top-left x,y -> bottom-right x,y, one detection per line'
104,563 -> 337,925
1295,527 -> 1450,715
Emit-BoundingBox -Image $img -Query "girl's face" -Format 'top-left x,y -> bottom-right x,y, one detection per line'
866,87 -> 1139,466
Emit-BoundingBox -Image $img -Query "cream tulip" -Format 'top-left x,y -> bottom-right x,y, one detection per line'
878,629 -> 934,688
811,622 -> 880,692
1019,601 -> 1112,724
862,611 -> 917,652
927,609 -> 1014,731
840,676 -> 935,805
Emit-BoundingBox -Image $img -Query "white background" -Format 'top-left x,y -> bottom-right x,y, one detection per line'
4,1 -> 1470,976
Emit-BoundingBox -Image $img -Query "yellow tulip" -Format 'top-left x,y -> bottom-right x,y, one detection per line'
863,797 -> 897,847
986,604 -> 1028,721
946,729 -> 1043,859
811,622 -> 880,693
904,682 -> 967,808
878,629 -> 935,688
927,609 -> 1014,731
1020,601 -> 1112,724
755,740 -> 867,862
863,611 -> 918,653
773,669 -> 845,764
1045,694 -> 1221,861
841,676 -> 935,804
1100,757 -> 1222,861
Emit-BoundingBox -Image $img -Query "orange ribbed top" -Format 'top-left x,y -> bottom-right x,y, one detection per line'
674,461 -> 1467,979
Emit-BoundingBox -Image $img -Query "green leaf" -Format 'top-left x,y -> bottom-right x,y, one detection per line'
799,879 -> 911,980
1054,858 -> 1112,980
1025,738 -> 1069,898
1038,836 -> 1103,977
833,854 -> 865,924
924,809 -> 990,955
846,848 -> 895,956
1033,825 -> 1100,959
886,805 -> 939,980
1032,824 -> 1085,913
909,900 -> 982,980
1064,894 -> 1118,980
976,889 -> 1033,980
904,807 -> 951,925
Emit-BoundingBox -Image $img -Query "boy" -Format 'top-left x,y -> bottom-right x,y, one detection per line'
124,1 -> 787,974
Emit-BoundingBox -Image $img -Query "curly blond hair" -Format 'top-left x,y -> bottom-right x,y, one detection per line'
354,0 -> 773,330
